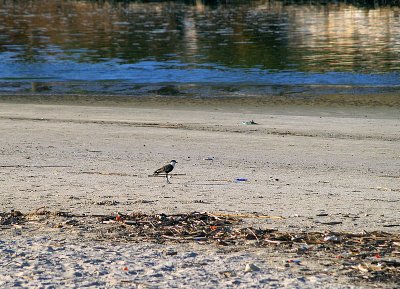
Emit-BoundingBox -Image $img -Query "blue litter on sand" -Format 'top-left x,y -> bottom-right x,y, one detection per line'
287,259 -> 302,265
235,178 -> 248,182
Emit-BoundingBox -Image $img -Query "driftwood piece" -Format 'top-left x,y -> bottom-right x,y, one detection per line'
148,173 -> 187,177
210,212 -> 284,219
0,165 -> 71,168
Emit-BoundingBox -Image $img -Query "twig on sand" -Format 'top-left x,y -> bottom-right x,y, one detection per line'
0,165 -> 71,168
211,213 -> 284,219
148,173 -> 186,177
162,235 -> 207,241
264,239 -> 283,244
74,171 -> 138,177
246,228 -> 260,242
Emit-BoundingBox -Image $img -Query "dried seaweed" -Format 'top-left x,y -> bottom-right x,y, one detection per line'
2,210 -> 399,283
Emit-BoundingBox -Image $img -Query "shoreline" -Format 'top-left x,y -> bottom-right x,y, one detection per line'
1,92 -> 400,117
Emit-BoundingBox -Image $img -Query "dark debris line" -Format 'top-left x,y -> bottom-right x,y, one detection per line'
1,210 -> 400,283
0,210 -> 25,225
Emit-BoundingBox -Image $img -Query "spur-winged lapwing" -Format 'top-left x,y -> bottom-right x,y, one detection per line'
153,160 -> 177,184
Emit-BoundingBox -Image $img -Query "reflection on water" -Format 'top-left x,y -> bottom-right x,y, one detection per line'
0,0 -> 399,97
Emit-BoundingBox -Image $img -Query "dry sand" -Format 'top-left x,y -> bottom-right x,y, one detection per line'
0,100 -> 399,288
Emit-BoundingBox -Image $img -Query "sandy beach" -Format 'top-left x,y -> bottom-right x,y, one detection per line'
1,99 -> 399,288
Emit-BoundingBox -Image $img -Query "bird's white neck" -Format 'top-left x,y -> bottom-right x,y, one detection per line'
170,162 -> 176,167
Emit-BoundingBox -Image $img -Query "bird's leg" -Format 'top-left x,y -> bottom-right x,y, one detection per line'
166,173 -> 171,184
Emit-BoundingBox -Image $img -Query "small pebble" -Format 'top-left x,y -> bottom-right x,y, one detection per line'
244,263 -> 260,272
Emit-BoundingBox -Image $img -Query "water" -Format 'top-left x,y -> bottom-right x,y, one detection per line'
0,0 -> 400,100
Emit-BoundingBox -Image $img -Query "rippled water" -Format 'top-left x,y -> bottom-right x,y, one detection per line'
0,0 -> 399,98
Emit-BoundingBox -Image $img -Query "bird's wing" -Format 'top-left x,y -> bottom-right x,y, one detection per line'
154,164 -> 173,174
154,164 -> 167,174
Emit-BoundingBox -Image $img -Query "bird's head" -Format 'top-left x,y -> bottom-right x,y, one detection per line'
170,160 -> 178,166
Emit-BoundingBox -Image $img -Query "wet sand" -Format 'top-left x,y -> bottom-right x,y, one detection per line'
0,99 -> 399,288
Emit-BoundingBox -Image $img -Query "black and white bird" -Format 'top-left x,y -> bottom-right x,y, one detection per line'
153,160 -> 178,184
